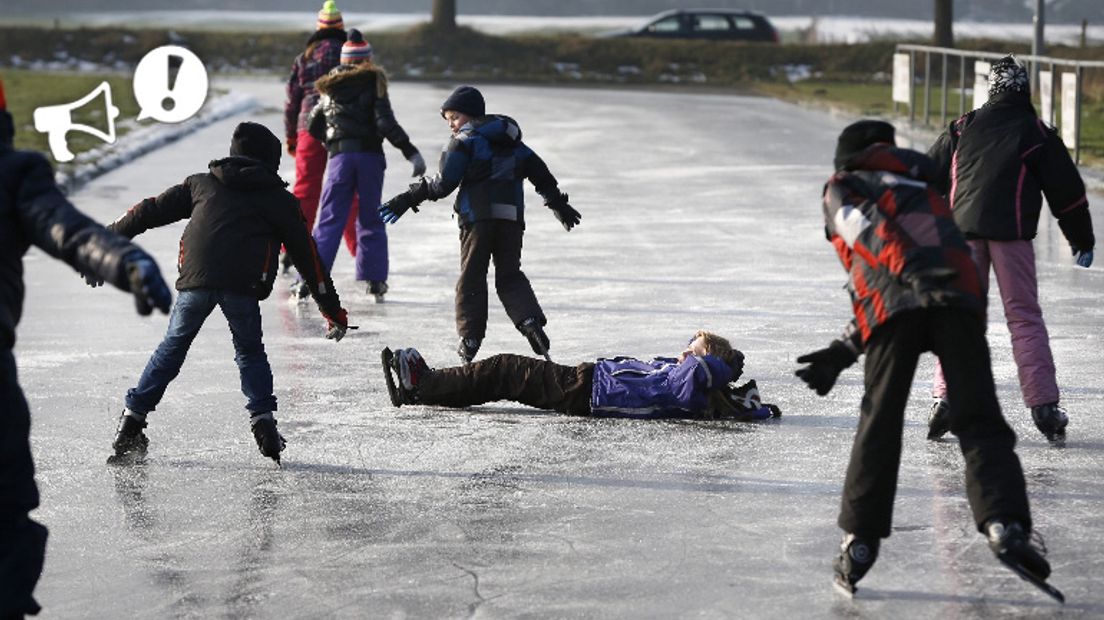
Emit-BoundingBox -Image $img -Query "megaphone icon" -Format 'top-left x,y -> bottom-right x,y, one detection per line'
33,81 -> 120,163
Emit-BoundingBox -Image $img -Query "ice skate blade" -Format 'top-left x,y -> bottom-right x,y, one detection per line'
833,575 -> 856,599
997,556 -> 1065,604
106,451 -> 147,466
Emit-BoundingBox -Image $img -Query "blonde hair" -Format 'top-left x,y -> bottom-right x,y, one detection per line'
694,330 -> 738,368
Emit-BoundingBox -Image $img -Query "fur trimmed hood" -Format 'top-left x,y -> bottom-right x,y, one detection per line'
315,62 -> 388,98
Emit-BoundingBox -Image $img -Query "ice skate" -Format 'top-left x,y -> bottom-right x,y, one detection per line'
457,337 -> 481,365
1030,403 -> 1067,444
518,317 -> 551,362
927,399 -> 951,440
832,533 -> 879,597
986,519 -> 1064,603
288,277 -> 309,302
109,409 -> 149,463
250,412 -> 286,465
381,347 -> 405,406
367,280 -> 388,303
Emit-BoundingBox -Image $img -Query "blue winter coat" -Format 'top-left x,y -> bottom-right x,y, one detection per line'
590,355 -> 734,418
424,115 -> 560,228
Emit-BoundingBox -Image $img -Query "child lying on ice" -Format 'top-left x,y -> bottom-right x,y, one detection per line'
381,330 -> 779,420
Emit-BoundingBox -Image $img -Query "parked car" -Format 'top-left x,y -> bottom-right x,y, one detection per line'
611,9 -> 779,43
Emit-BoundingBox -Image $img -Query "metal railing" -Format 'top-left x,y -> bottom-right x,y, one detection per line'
894,43 -> 1104,164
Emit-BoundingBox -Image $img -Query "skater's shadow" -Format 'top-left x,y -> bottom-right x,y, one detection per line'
850,587 -> 1087,610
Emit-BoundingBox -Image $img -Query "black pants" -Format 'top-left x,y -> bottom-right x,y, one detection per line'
456,220 -> 544,340
419,353 -> 594,415
0,349 -> 48,617
838,308 -> 1032,539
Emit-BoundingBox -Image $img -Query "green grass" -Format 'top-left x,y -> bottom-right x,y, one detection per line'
757,79 -> 1104,166
4,68 -> 141,155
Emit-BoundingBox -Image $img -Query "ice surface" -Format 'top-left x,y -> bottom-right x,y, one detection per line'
19,79 -> 1104,617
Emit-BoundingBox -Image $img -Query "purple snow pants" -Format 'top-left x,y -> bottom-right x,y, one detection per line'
314,151 -> 387,282
933,239 -> 1058,408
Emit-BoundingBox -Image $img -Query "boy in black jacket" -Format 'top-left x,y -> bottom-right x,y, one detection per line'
106,122 -> 348,465
0,78 -> 172,619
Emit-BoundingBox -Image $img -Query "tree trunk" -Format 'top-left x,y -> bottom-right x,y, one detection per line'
432,0 -> 457,31
934,0 -> 954,48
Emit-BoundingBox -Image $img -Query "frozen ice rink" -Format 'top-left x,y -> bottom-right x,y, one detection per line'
18,80 -> 1104,617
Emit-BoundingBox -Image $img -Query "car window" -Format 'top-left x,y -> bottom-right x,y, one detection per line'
692,15 -> 733,32
732,17 -> 758,30
647,16 -> 682,33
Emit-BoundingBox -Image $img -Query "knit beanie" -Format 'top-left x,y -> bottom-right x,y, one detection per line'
229,122 -> 281,172
440,85 -> 485,118
317,0 -> 344,30
834,119 -> 896,170
988,54 -> 1029,97
0,78 -> 12,148
340,29 -> 373,64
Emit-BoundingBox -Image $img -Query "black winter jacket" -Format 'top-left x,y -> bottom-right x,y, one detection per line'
927,91 -> 1093,251
108,157 -> 341,316
306,63 -> 416,158
1,146 -> 144,348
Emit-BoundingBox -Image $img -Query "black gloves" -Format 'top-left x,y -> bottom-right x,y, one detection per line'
379,178 -> 429,224
795,340 -> 858,396
123,253 -> 173,316
546,192 -> 580,231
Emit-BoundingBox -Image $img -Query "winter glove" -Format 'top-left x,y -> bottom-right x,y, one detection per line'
406,151 -> 426,177
545,192 -> 580,232
123,253 -> 172,316
1073,247 -> 1094,268
795,340 -> 858,396
323,307 -> 349,342
379,178 -> 428,224
286,135 -> 297,156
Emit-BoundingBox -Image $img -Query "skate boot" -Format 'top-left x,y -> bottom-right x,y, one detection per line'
832,533 -> 879,597
250,412 -> 286,465
1030,403 -> 1068,443
927,399 -> 952,440
518,317 -> 551,361
985,519 -> 1064,602
367,280 -> 388,303
457,337 -> 481,365
111,409 -> 149,457
382,347 -> 429,406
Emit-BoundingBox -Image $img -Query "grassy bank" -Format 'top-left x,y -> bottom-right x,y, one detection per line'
2,24 -> 1102,163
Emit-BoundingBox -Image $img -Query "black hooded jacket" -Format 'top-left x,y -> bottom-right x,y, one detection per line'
108,157 -> 341,315
927,90 -> 1093,251
0,144 -> 144,348
306,63 -> 416,158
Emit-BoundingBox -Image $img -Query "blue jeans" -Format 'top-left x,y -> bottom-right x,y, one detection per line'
126,288 -> 276,416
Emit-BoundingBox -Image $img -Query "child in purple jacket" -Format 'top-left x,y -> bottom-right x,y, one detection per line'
381,331 -> 775,420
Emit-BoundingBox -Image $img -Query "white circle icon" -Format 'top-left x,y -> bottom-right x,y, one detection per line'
133,45 -> 208,123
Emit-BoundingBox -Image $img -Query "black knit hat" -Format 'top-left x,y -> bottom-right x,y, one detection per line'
440,85 -> 485,118
834,119 -> 896,170
988,54 -> 1029,97
229,122 -> 281,171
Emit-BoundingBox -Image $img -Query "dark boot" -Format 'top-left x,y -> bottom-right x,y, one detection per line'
112,409 -> 149,456
250,412 -> 286,464
927,399 -> 951,440
833,533 -> 880,595
367,280 -> 388,303
518,317 -> 550,360
457,337 -> 481,365
1030,403 -> 1068,443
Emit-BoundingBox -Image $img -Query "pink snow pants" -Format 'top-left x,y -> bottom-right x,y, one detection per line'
292,130 -> 358,256
933,239 -> 1059,408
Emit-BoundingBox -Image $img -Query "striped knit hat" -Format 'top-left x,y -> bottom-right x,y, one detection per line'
340,29 -> 373,64
317,0 -> 343,30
